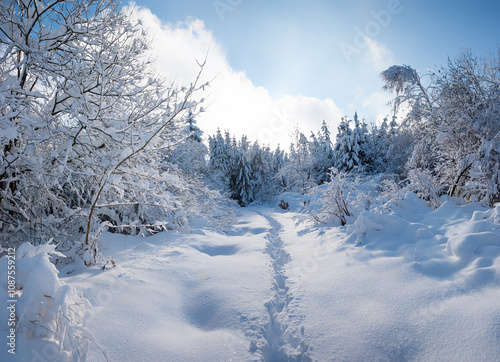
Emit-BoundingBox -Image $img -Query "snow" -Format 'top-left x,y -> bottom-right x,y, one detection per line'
0,243 -> 92,361
281,196 -> 500,361
2,194 -> 500,361
61,209 -> 276,361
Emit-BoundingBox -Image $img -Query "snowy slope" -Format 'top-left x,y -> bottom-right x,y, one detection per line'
278,194 -> 500,361
3,193 -> 499,361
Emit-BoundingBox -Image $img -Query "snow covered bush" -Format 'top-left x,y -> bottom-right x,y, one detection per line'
181,175 -> 238,231
306,169 -> 368,226
406,168 -> 443,209
462,139 -> 500,206
0,243 -> 93,360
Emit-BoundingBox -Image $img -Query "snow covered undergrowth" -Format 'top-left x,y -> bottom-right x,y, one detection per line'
4,193 -> 499,361
0,244 -> 93,361
280,193 -> 500,361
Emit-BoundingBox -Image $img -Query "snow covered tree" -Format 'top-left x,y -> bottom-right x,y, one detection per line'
232,136 -> 254,205
379,117 -> 389,140
279,127 -> 315,192
382,51 -> 500,205
309,120 -> 335,184
209,129 -> 230,174
207,128 -> 233,191
388,115 -> 398,136
185,109 -> 204,142
0,0 -> 217,263
320,120 -> 335,161
333,116 -> 359,172
308,131 -> 323,182
207,132 -> 286,205
166,110 -> 207,174
368,116 -> 406,175
351,113 -> 371,171
272,145 -> 288,191
333,113 -> 376,174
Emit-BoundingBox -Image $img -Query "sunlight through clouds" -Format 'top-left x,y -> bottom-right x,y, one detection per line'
127,3 -> 345,148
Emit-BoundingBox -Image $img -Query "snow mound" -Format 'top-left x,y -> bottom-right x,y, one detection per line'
447,232 -> 500,258
343,192 -> 500,283
0,243 -> 94,361
446,204 -> 500,260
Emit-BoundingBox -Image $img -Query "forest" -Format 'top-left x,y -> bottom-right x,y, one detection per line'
1,0 -> 498,257
1,0 -> 499,360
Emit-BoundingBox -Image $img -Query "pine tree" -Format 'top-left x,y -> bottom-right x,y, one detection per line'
279,127 -> 315,192
333,116 -> 357,172
185,110 -> 204,142
166,111 -> 207,173
273,145 -> 288,190
234,136 -> 254,205
333,113 -> 375,173
320,120 -> 334,161
315,120 -> 335,182
207,128 -> 233,191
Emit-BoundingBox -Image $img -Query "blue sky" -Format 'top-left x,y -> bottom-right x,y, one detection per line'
128,0 -> 500,146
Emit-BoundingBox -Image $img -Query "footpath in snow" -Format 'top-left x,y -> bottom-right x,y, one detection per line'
63,208 -> 314,361
2,193 -> 500,361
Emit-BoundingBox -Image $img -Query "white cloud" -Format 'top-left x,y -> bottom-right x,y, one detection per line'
362,91 -> 394,123
364,37 -> 394,72
126,4 -> 344,148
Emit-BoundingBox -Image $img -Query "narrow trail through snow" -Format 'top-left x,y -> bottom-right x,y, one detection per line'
259,211 -> 312,361
63,207 -> 318,362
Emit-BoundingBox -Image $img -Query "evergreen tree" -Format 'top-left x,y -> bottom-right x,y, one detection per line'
315,120 -> 335,183
389,115 -> 398,137
273,145 -> 288,190
209,128 -> 230,174
351,112 -> 367,167
320,120 -> 334,161
207,128 -> 233,191
279,127 -> 315,192
370,120 -> 388,172
166,111 -> 207,173
333,116 -> 358,172
333,113 -> 375,173
233,136 -> 254,205
185,110 -> 204,142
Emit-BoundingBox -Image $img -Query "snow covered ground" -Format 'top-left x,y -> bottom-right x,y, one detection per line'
2,193 -> 500,361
